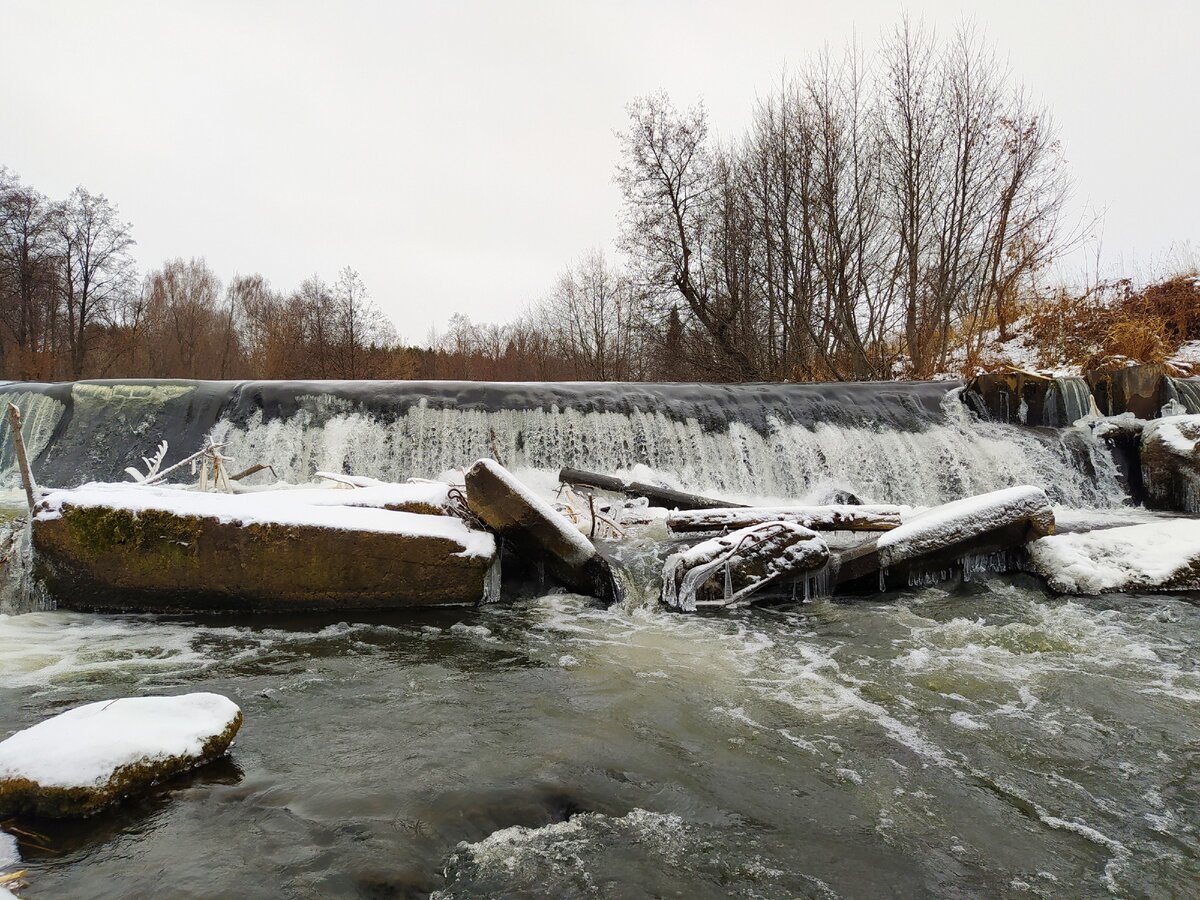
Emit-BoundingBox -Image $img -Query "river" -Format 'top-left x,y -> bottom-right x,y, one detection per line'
3,579 -> 1199,898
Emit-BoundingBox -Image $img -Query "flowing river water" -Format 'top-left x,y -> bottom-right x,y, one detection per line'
1,379 -> 1198,897
3,584 -> 1199,898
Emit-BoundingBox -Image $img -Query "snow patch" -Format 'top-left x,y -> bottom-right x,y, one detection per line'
1027,520 -> 1200,594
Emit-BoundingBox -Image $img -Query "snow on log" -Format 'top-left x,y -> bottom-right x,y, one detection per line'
835,486 -> 1054,591
558,467 -> 745,511
666,504 -> 903,534
1027,519 -> 1200,594
662,521 -> 829,612
467,459 -> 622,605
0,693 -> 242,818
33,484 -> 497,611
1140,415 -> 1200,513
875,486 -> 1054,565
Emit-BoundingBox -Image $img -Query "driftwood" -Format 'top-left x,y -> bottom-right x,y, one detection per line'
558,467 -> 745,511
667,505 -> 902,534
663,521 -> 829,611
7,403 -> 37,513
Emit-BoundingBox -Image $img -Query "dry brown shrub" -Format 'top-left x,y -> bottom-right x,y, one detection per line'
1127,275 -> 1200,344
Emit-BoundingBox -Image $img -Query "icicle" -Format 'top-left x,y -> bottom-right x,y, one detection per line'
723,559 -> 733,600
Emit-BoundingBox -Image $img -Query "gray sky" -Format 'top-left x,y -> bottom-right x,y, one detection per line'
3,0 -> 1197,342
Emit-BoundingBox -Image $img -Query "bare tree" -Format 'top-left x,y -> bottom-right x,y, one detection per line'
55,187 -> 137,378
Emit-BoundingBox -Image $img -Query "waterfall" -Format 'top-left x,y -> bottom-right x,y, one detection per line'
1166,377 -> 1200,414
208,388 -> 1125,508
0,379 -> 1128,509
0,389 -> 67,489
1043,376 -> 1096,426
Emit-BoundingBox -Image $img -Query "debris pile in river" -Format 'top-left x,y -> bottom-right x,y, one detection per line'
662,521 -> 830,611
11,451 -> 1136,615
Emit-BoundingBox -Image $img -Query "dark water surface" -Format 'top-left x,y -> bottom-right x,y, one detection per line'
3,580 -> 1199,898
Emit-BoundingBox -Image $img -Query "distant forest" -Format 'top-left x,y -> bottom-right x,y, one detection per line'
1,22 -> 1195,384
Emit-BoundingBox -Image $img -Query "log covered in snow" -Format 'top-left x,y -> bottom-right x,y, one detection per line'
558,467 -> 745,511
666,504 -> 903,534
467,459 -> 622,605
662,521 -> 830,611
835,485 -> 1055,592
0,693 -> 242,818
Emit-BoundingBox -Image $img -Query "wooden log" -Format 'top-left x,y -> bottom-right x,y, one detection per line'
7,403 -> 37,513
663,521 -> 829,611
667,505 -> 902,534
558,467 -> 745,511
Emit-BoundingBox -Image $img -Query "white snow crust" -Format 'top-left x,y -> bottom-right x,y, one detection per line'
35,483 -> 494,559
1144,416 -> 1200,457
0,692 -> 240,789
1027,520 -> 1200,594
877,486 -> 1053,565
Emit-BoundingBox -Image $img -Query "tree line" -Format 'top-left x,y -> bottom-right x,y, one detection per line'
5,21 -> 1180,384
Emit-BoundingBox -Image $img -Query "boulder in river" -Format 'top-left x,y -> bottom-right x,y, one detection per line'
466,459 -> 622,605
663,521 -> 830,611
0,693 -> 242,818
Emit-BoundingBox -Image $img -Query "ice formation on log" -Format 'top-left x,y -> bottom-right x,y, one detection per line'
1027,519 -> 1200,594
662,521 -> 829,611
0,692 -> 242,817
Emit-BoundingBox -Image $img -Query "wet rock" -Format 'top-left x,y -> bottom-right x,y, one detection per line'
0,693 -> 242,818
466,459 -> 622,605
1086,363 -> 1168,418
964,372 -> 1055,425
663,521 -> 830,611
1140,415 -> 1200,513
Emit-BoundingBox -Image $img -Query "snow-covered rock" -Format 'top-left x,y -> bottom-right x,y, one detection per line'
1141,415 -> 1200,513
0,693 -> 242,817
876,486 -> 1054,566
1027,520 -> 1200,594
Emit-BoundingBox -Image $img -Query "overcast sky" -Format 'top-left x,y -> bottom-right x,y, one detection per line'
3,0 -> 1197,342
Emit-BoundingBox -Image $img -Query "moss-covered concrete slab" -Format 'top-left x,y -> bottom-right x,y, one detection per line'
32,494 -> 496,612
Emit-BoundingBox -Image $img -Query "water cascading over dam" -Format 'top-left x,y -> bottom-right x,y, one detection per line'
0,378 -> 1126,507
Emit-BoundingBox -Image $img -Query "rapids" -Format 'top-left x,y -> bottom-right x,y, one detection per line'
2,582 -> 1199,896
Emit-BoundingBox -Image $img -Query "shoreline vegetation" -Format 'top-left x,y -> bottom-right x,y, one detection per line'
2,22 -> 1197,387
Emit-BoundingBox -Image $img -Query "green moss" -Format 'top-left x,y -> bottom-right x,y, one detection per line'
61,505 -> 204,570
